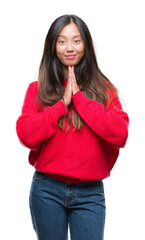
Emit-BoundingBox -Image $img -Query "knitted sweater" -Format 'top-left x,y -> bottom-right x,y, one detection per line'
16,81 -> 129,183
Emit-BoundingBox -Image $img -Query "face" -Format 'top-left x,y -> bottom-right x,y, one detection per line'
56,23 -> 85,68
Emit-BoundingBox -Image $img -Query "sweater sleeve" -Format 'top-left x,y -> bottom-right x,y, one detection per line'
16,82 -> 68,150
72,90 -> 129,148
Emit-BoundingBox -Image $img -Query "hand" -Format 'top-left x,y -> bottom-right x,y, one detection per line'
68,66 -> 79,95
62,66 -> 79,107
62,70 -> 72,108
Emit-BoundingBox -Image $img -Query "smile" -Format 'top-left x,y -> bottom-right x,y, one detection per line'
65,55 -> 76,59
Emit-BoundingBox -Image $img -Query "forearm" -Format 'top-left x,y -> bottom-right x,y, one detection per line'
72,91 -> 129,148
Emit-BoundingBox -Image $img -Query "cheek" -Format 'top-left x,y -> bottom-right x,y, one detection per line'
78,47 -> 84,58
56,45 -> 64,57
77,44 -> 84,55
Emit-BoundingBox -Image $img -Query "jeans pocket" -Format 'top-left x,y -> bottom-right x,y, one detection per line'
32,170 -> 46,181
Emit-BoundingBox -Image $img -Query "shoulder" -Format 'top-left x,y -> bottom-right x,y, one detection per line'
28,81 -> 38,90
26,81 -> 38,95
106,81 -> 118,98
106,81 -> 118,108
23,81 -> 38,102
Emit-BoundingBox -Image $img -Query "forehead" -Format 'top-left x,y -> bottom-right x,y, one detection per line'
58,23 -> 81,38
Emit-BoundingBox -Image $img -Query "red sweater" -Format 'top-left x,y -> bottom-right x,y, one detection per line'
16,81 -> 129,183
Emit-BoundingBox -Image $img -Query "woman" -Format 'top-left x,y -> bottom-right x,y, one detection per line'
16,14 -> 129,240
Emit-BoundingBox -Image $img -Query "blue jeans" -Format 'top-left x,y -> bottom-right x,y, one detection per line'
29,171 -> 106,240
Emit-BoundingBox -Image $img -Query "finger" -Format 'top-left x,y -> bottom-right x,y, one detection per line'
69,66 -> 73,77
68,66 -> 73,89
71,66 -> 76,84
68,66 -> 72,82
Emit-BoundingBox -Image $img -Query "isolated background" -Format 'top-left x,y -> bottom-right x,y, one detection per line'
0,0 -> 145,239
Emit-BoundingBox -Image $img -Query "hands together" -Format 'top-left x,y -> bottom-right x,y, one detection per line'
62,66 -> 79,108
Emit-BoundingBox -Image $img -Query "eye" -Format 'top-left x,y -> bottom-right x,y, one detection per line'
58,40 -> 65,45
74,40 -> 81,44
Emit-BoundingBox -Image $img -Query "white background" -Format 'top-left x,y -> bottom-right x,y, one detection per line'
0,0 -> 145,239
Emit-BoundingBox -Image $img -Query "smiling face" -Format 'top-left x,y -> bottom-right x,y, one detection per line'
56,22 -> 85,69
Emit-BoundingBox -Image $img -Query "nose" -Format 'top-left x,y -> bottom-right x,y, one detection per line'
66,41 -> 73,52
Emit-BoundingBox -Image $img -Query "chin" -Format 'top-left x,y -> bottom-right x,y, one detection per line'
64,61 -> 78,67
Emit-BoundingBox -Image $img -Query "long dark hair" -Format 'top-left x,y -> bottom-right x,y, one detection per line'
37,14 -> 117,130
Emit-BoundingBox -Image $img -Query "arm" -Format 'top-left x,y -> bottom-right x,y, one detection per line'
16,82 -> 68,150
72,91 -> 129,148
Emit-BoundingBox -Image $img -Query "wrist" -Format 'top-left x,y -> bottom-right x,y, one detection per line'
61,98 -> 68,108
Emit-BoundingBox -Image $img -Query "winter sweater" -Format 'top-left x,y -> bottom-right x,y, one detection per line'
16,80 -> 129,183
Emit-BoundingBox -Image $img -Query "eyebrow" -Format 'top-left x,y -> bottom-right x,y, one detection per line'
58,34 -> 81,38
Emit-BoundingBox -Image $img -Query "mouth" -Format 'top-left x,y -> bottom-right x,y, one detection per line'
65,55 -> 76,60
